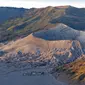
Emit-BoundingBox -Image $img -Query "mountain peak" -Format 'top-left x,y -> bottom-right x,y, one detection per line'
55,5 -> 71,8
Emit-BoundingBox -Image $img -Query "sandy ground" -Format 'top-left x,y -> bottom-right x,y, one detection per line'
0,66 -> 68,85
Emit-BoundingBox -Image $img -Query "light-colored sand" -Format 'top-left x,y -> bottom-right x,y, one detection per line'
0,67 -> 68,85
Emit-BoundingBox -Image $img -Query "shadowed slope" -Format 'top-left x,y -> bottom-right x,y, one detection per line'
33,23 -> 80,40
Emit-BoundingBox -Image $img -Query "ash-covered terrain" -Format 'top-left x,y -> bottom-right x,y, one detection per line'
0,6 -> 85,85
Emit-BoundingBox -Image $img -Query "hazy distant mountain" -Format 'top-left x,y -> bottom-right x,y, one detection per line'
0,6 -> 85,42
0,7 -> 27,23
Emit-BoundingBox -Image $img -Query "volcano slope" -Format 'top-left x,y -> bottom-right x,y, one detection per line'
1,6 -> 85,42
0,6 -> 85,85
0,24 -> 84,68
0,23 -> 85,85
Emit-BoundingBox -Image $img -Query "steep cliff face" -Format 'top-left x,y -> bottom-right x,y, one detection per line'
66,41 -> 83,63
